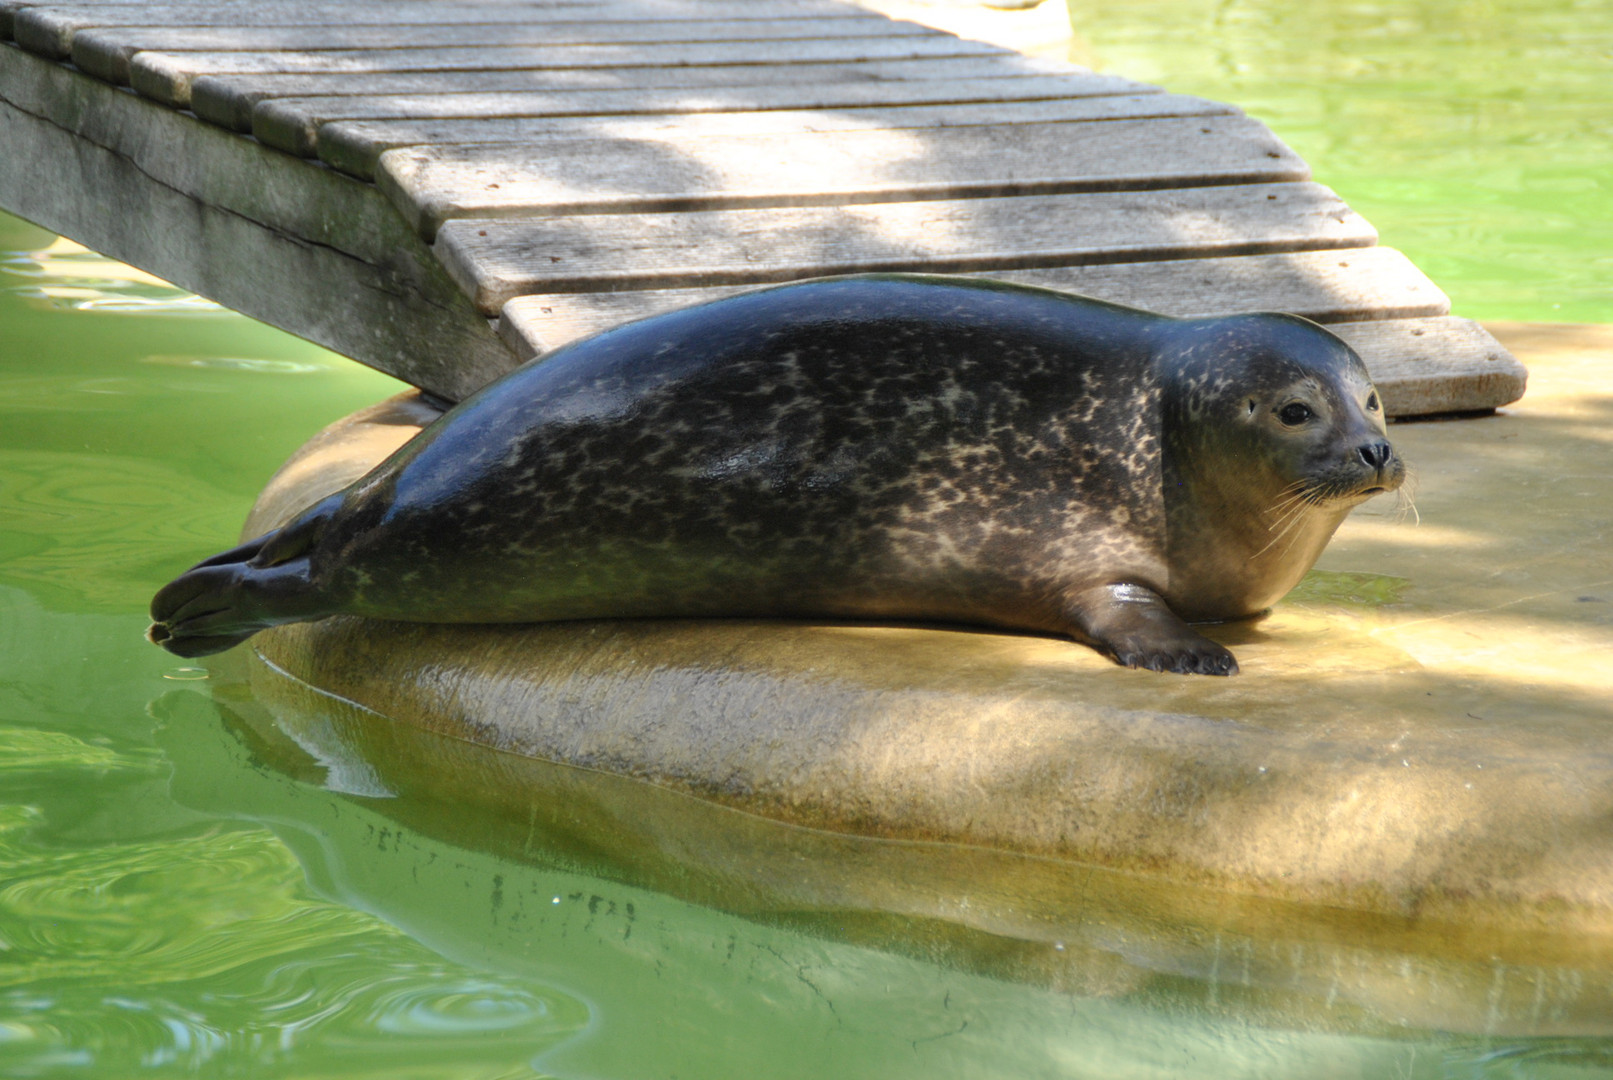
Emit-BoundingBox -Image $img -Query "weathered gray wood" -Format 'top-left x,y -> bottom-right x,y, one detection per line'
1327,318 -> 1527,415
491,278 -> 1521,417
317,96 -> 1250,181
70,17 -> 934,85
496,248 -> 1451,357
380,112 -> 1298,240
130,36 -> 1009,108
6,0 -> 863,54
0,41 -> 515,401
0,1 -> 1528,417
192,54 -> 1088,132
253,73 -> 1160,158
435,182 -> 1378,314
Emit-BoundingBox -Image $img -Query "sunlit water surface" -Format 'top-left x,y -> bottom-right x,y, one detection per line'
1,0 -> 1610,1073
1064,0 -> 1612,325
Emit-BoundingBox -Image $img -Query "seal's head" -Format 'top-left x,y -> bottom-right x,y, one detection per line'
1156,313 -> 1406,619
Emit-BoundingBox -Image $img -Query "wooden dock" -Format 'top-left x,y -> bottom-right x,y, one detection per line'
0,0 -> 1524,415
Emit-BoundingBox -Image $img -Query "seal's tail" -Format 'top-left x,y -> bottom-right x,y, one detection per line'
147,496 -> 342,657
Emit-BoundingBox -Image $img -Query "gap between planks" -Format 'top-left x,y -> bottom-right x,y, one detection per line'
496,249 -> 1453,356
435,182 -> 1376,314
188,54 -> 1091,133
64,17 -> 948,85
250,74 -> 1157,159
316,95 -> 1226,182
3,0 -> 871,53
377,113 -> 1300,240
125,36 -> 1013,108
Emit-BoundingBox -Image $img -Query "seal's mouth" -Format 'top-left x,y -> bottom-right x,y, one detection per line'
1299,468 -> 1405,506
1342,476 -> 1401,502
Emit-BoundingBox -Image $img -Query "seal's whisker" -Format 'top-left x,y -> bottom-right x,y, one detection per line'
1250,526 -> 1296,561
1395,489 -> 1422,526
1392,467 -> 1422,525
1267,486 -> 1309,510
1263,494 -> 1303,519
1276,513 -> 1317,560
1261,485 -> 1317,534
1263,503 -> 1308,536
1250,502 -> 1313,560
1262,482 -> 1311,515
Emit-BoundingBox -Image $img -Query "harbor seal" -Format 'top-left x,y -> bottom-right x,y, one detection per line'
148,274 -> 1404,674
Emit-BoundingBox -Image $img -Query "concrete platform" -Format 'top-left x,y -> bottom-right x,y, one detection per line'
228,320 -> 1613,1006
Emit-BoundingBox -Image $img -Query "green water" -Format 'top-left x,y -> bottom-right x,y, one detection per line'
1063,0 -> 1613,325
2,0 -> 1612,1072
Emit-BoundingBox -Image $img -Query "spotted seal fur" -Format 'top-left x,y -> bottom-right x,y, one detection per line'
148,274 -> 1404,674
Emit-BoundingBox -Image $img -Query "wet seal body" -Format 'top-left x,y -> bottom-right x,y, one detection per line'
149,275 -> 1404,674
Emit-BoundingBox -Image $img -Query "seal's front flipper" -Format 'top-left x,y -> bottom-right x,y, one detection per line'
1064,584 -> 1239,676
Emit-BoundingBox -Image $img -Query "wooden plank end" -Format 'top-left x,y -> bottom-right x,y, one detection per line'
252,98 -> 320,158
10,7 -> 75,58
128,51 -> 193,107
189,74 -> 254,130
70,31 -> 135,85
1329,317 -> 1528,416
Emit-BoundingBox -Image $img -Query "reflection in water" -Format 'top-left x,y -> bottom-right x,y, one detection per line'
0,238 -> 228,315
128,650 -> 1613,1078
141,355 -> 329,374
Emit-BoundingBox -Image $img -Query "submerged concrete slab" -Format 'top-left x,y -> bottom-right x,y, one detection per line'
198,658 -> 1613,1039
234,324 -> 1613,961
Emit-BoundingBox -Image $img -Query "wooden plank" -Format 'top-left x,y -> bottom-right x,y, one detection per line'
191,54 -> 1087,132
378,112 -> 1299,240
129,36 -> 1009,107
316,97 -> 1227,182
69,17 -> 936,85
1328,318 -> 1527,415
434,182 -> 1378,314
495,249 -> 1452,358
252,73 -> 1160,158
5,0 -> 864,53
0,39 -> 515,401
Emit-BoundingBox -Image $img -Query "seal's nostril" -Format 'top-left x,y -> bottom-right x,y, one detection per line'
1357,441 -> 1393,469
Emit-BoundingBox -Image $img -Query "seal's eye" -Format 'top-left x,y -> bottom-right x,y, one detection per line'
1366,391 -> 1381,412
1277,402 -> 1314,426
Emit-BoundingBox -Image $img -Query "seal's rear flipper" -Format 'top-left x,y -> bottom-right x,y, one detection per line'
146,621 -> 259,659
147,496 -> 343,657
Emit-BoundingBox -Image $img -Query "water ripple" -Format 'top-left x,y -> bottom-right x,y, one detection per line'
0,726 -> 162,776
0,823 -> 588,1077
0,452 -> 247,610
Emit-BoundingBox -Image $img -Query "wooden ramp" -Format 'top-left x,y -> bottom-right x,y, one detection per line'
0,0 -> 1524,415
